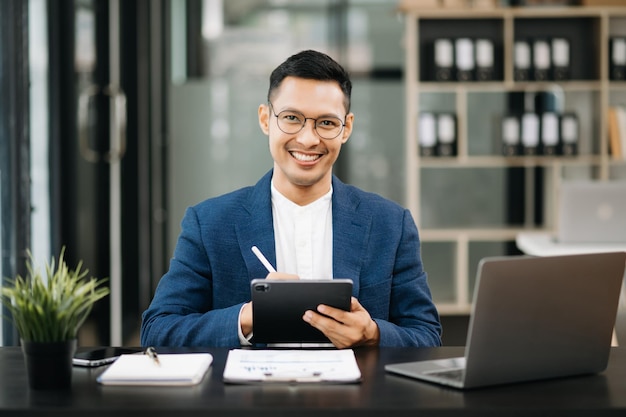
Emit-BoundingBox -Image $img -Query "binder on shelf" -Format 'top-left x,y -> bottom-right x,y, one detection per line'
551,38 -> 570,81
609,37 -> 626,81
514,40 -> 531,81
434,38 -> 455,82
540,111 -> 560,156
418,112 -> 437,157
455,38 -> 475,81
521,112 -> 540,155
475,38 -> 494,81
560,113 -> 579,156
532,39 -> 551,82
502,115 -> 521,156
437,113 -> 457,157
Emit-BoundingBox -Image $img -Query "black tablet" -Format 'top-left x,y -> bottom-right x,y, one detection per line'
251,279 -> 353,344
73,347 -> 143,367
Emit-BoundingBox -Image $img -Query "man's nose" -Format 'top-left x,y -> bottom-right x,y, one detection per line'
296,119 -> 321,146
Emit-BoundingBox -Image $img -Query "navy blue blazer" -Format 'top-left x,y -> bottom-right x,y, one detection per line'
141,170 -> 442,347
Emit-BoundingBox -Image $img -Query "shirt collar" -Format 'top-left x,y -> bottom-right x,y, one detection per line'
270,180 -> 333,210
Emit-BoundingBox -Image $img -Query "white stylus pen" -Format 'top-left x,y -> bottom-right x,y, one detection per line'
251,246 -> 276,273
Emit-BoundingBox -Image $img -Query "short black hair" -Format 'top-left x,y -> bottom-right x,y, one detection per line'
267,50 -> 352,112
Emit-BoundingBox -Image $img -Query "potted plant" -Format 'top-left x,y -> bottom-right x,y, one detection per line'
0,248 -> 109,390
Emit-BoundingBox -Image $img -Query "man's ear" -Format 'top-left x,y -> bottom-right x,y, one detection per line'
258,104 -> 270,135
340,113 -> 354,144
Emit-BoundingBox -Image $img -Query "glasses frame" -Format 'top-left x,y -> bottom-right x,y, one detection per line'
268,102 -> 346,140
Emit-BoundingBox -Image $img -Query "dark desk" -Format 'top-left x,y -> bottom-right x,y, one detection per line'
1,346 -> 626,416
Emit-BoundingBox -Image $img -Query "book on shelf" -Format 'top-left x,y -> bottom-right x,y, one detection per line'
608,106 -> 626,160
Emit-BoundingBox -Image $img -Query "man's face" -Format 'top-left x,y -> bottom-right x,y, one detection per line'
258,76 -> 353,204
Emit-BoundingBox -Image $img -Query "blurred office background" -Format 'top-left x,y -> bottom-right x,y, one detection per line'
0,0 -> 409,347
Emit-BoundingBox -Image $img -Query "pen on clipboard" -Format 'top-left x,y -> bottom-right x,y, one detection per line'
145,347 -> 161,366
251,246 -> 276,273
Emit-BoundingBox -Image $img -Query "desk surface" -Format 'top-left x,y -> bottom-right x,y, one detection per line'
516,232 -> 626,257
1,346 -> 626,417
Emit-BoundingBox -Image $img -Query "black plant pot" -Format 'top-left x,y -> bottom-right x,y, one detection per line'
21,339 -> 77,390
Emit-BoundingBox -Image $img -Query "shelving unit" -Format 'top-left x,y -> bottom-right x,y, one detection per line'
399,5 -> 626,314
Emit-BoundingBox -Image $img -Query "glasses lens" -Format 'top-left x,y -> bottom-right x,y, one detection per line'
315,117 -> 343,139
276,111 -> 305,134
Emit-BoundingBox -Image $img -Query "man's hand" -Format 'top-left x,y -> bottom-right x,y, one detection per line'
266,272 -> 299,280
240,273 -> 300,336
302,297 -> 380,349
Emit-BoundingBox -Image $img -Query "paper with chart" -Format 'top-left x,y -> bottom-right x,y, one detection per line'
223,349 -> 361,383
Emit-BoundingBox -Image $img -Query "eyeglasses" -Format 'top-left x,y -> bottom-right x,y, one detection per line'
268,102 -> 346,140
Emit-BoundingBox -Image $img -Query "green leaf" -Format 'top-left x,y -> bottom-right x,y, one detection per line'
0,247 -> 110,342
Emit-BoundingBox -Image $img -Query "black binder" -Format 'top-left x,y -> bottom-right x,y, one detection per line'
609,37 -> 626,81
434,38 -> 455,82
514,40 -> 531,81
532,39 -> 551,82
455,38 -> 475,81
560,113 -> 579,156
436,113 -> 457,157
502,115 -> 521,156
419,112 -> 437,157
521,112 -> 540,155
475,38 -> 494,81
540,111 -> 560,156
551,38 -> 570,81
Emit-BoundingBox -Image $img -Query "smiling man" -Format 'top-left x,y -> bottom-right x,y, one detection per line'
140,50 -> 442,349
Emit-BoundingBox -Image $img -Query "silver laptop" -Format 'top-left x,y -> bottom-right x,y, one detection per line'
558,181 -> 626,243
385,252 -> 626,389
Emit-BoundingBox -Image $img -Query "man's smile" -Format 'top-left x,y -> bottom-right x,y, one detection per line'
289,150 -> 324,163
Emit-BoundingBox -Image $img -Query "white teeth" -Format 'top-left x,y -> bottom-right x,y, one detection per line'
291,152 -> 320,162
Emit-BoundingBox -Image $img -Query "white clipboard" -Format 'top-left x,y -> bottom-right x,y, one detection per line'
223,349 -> 361,384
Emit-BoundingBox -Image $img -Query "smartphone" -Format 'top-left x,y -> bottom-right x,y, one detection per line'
72,347 -> 143,367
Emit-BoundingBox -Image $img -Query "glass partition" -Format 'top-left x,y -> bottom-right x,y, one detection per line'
167,0 -> 406,255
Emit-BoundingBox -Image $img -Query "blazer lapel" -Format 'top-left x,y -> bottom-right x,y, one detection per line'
236,170 -> 276,279
331,176 -> 371,293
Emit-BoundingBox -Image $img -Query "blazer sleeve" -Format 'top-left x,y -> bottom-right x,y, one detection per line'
373,209 -> 442,347
140,206 -> 244,347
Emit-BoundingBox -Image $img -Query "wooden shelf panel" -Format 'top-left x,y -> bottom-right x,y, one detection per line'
398,5 -> 626,18
417,81 -> 603,92
417,155 -> 602,167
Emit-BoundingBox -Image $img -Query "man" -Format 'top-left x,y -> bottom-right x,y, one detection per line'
141,50 -> 441,348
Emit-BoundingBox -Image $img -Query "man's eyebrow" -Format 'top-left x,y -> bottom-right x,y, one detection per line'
278,106 -> 343,119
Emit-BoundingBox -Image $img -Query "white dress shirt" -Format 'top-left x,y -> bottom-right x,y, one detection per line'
238,181 -> 333,345
271,181 -> 333,280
